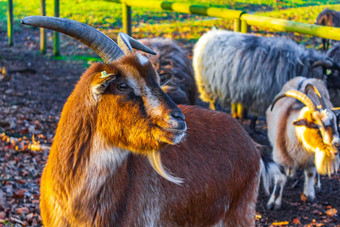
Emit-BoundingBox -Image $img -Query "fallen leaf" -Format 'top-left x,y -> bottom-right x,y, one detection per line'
14,189 -> 26,199
326,208 -> 337,217
301,193 -> 307,202
0,189 -> 11,211
255,212 -> 262,220
292,218 -> 301,224
26,213 -> 34,221
15,207 -> 29,215
271,221 -> 289,226
0,211 -> 6,220
11,217 -> 25,225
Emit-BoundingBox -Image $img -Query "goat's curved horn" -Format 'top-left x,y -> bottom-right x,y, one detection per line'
304,83 -> 326,109
271,90 -> 317,112
117,33 -> 156,55
312,59 -> 334,68
21,16 -> 124,63
331,107 -> 340,113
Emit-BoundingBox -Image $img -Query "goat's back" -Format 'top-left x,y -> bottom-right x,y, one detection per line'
193,29 -> 325,116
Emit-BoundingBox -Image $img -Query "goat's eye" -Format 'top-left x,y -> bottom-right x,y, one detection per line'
117,83 -> 129,91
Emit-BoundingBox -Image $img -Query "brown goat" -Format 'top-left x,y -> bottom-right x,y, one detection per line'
315,8 -> 340,51
139,38 -> 198,105
22,16 -> 270,226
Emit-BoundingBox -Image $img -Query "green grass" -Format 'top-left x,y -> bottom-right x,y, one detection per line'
52,55 -> 101,67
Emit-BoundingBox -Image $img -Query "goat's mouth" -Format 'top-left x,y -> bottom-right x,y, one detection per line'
162,125 -> 187,134
155,118 -> 187,134
330,147 -> 338,156
156,124 -> 186,145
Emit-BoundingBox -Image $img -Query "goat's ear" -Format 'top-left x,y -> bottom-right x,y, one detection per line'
159,72 -> 172,86
293,119 -> 320,129
92,71 -> 117,98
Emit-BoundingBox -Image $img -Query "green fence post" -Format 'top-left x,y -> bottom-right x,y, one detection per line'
122,1 -> 132,35
40,0 -> 46,54
233,18 -> 240,32
54,0 -> 60,56
7,0 -> 13,46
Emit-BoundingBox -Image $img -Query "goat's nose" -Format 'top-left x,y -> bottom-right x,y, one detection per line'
168,110 -> 186,131
171,111 -> 185,121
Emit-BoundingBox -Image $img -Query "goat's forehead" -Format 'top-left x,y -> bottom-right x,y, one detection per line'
122,64 -> 158,86
119,55 -> 158,81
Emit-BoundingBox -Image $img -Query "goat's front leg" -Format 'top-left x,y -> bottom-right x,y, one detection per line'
314,173 -> 321,191
303,166 -> 316,201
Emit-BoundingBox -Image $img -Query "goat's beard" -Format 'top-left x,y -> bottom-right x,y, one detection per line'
147,151 -> 183,185
314,148 -> 339,175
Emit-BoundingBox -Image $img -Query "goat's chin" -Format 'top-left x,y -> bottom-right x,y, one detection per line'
159,130 -> 186,145
314,149 -> 339,175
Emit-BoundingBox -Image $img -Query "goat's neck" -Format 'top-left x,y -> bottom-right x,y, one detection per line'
83,133 -> 130,193
68,133 -> 131,224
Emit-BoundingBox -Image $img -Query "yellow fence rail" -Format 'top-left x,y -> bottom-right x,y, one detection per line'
104,0 -> 244,33
241,14 -> 340,41
103,0 -> 340,41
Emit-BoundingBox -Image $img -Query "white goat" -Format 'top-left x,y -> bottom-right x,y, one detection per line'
266,76 -> 340,210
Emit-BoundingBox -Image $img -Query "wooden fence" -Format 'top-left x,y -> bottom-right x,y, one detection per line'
6,0 -> 340,55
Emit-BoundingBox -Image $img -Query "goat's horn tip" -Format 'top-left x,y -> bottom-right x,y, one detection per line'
149,50 -> 157,55
21,16 -> 34,24
20,18 -> 27,24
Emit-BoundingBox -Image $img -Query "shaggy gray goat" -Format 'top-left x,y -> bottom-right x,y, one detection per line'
193,29 -> 340,124
139,38 -> 198,105
266,76 -> 340,210
315,8 -> 340,51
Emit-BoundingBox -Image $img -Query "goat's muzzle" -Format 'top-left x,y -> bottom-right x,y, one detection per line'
332,137 -> 340,156
158,107 -> 187,145
167,111 -> 186,132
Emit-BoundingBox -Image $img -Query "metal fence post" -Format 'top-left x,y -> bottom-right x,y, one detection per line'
233,18 -> 240,32
122,1 -> 132,35
7,0 -> 13,46
54,0 -> 60,56
241,19 -> 249,33
40,0 -> 46,54
235,17 -> 249,118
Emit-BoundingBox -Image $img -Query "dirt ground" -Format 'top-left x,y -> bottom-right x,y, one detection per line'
0,27 -> 339,226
